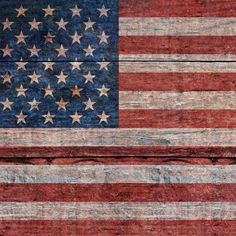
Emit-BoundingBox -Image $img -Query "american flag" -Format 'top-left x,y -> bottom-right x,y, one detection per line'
0,0 -> 236,235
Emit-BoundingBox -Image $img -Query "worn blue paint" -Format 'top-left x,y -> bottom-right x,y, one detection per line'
0,0 -> 118,127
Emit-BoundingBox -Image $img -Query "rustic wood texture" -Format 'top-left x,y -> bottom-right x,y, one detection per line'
1,164 -> 236,183
119,18 -> 236,36
0,147 -> 235,158
119,91 -> 236,109
0,128 -> 235,146
1,183 -> 236,202
120,0 -> 236,17
1,220 -> 236,236
1,202 -> 236,220
119,73 -> 236,91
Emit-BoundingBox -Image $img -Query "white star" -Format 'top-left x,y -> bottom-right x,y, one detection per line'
83,45 -> 95,57
1,72 -> 12,84
71,85 -> 83,97
97,85 -> 110,97
28,45 -> 40,57
28,98 -> 41,111
98,111 -> 110,123
83,72 -> 95,84
70,61 -> 82,70
43,5 -> 55,17
84,98 -> 96,110
16,111 -> 27,124
16,84 -> 27,97
16,60 -> 27,70
70,112 -> 82,124
70,5 -> 82,17
98,31 -> 109,44
56,18 -> 68,30
84,18 -> 95,30
97,60 -> 110,70
56,45 -> 68,57
16,31 -> 28,44
56,98 -> 68,110
98,5 -> 110,17
16,5 -> 27,17
29,18 -> 41,30
44,32 -> 55,43
43,112 -> 55,124
56,71 -> 68,84
28,71 -> 41,84
2,18 -> 13,30
43,61 -> 54,70
70,32 -> 82,44
44,85 -> 53,97
1,45 -> 13,57
1,98 -> 13,111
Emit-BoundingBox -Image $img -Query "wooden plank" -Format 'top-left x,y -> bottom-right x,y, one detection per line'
0,128 -> 235,146
1,202 -> 236,220
119,18 -> 236,36
120,0 -> 236,17
119,73 -> 236,91
1,165 -> 236,183
120,62 -> 236,73
1,220 -> 235,236
0,147 -> 235,158
119,91 -> 236,109
0,157 -> 235,165
1,183 -> 236,202
119,110 -> 236,128
119,36 -> 236,55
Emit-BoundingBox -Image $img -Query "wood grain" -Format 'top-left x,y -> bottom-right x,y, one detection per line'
1,183 -> 236,202
120,0 -> 236,17
119,18 -> 236,36
119,73 -> 236,91
0,147 -> 235,158
1,220 -> 235,236
0,128 -> 235,146
119,110 -> 236,128
1,202 -> 236,220
0,164 -> 236,183
119,91 -> 236,109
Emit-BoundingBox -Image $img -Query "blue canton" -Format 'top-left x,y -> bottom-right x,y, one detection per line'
0,0 -> 118,127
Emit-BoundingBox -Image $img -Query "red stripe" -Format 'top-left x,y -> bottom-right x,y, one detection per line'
1,183 -> 236,202
119,110 -> 236,128
119,0 -> 236,17
0,147 -> 235,158
119,73 -> 236,91
120,36 -> 236,55
1,220 -> 235,236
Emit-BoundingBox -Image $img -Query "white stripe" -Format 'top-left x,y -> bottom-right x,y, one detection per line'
119,91 -> 236,109
119,18 -> 236,36
119,62 -> 236,73
0,128 -> 235,146
1,202 -> 236,220
0,165 -> 235,183
119,54 -> 236,62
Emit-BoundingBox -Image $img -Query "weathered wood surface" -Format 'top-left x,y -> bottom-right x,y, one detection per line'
1,183 -> 236,202
119,18 -> 236,36
1,202 -> 236,220
0,128 -> 235,146
120,62 -> 236,72
1,220 -> 235,236
119,0 -> 236,17
120,91 -> 236,109
0,147 -> 235,158
119,73 -> 236,91
1,164 -> 236,183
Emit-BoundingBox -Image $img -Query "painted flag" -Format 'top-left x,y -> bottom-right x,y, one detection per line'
0,0 -> 236,235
